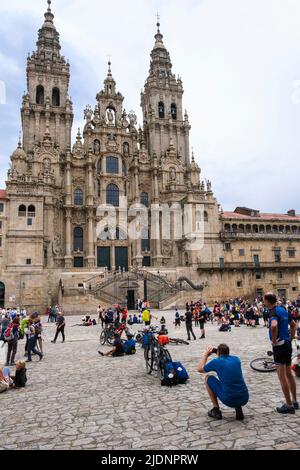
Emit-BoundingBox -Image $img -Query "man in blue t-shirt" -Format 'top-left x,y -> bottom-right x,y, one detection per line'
198,344 -> 249,421
264,293 -> 298,414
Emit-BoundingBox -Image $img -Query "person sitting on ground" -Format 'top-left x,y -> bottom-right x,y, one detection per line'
127,315 -> 133,325
10,361 -> 27,389
133,314 -> 138,324
198,344 -> 249,421
123,332 -> 137,355
0,367 -> 12,393
138,315 -> 142,324
160,316 -> 166,326
98,332 -> 125,357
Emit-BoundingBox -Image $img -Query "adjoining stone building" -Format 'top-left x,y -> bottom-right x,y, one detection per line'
0,2 -> 299,312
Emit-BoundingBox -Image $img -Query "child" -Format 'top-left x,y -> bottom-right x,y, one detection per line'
11,361 -> 27,389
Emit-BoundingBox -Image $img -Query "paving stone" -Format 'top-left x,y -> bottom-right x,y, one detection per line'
2,313 -> 300,450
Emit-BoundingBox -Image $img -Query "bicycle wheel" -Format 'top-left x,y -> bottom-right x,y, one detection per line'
100,330 -> 107,345
144,345 -> 154,375
169,338 -> 189,346
250,358 -> 276,372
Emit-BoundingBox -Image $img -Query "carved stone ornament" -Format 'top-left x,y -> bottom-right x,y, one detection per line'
162,240 -> 173,257
72,210 -> 86,226
52,234 -> 64,257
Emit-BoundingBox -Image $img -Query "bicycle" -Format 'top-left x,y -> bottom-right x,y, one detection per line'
99,323 -> 131,346
144,330 -> 172,379
250,340 -> 300,373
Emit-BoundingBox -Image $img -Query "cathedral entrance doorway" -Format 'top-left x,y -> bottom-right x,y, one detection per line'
115,247 -> 128,272
127,290 -> 135,310
0,282 -> 5,308
97,247 -> 111,270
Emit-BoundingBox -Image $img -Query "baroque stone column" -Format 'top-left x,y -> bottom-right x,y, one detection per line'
86,150 -> 95,268
152,154 -> 163,267
64,208 -> 73,268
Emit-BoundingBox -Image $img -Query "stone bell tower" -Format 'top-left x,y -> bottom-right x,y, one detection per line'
141,18 -> 191,165
21,0 -> 73,156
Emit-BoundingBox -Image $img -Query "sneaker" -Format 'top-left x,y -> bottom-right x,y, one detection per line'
235,406 -> 244,421
208,408 -> 222,420
276,404 -> 295,414
39,354 -> 44,361
51,341 -> 56,344
293,401 -> 299,410
199,336 -> 205,339
10,362 -> 16,366
98,351 -> 104,356
25,360 -> 32,363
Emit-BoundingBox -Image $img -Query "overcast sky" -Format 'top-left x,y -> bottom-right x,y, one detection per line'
0,0 -> 300,213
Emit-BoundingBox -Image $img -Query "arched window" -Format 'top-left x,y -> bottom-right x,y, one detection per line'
52,87 -> 60,106
74,188 -> 83,206
106,184 -> 119,207
238,224 -> 245,233
36,85 -> 44,105
97,159 -> 102,175
253,225 -> 259,233
141,227 -> 150,252
204,211 -> 208,222
106,156 -> 119,175
18,205 -> 27,217
122,161 -> 127,177
28,205 -> 36,217
171,103 -> 177,120
141,192 -> 149,208
74,227 -> 83,252
266,225 -> 272,233
158,101 -> 165,119
259,225 -> 265,233
246,224 -> 252,233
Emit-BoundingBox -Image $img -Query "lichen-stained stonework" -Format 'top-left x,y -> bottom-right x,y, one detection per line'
0,2 -> 299,311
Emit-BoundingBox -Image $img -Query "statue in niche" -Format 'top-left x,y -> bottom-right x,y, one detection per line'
123,142 -> 129,156
169,167 -> 176,181
106,107 -> 115,125
43,158 -> 51,173
93,140 -> 101,155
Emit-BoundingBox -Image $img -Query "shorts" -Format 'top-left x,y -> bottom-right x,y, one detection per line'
145,321 -> 151,326
273,341 -> 292,366
234,313 -> 239,321
175,319 -> 181,326
207,376 -> 249,408
199,321 -> 205,329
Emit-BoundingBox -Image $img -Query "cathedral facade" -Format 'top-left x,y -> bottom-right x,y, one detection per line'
0,2 -> 299,311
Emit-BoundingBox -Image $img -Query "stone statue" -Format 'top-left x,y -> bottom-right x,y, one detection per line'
206,180 -> 212,191
93,140 -> 101,155
84,105 -> 93,122
128,111 -> 137,128
106,108 -> 115,125
43,158 -> 51,173
123,142 -> 129,156
170,167 -> 176,181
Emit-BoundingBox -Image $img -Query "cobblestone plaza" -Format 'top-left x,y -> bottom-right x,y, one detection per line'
1,312 -> 299,451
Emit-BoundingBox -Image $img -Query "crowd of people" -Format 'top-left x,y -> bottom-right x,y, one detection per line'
1,294 -> 300,420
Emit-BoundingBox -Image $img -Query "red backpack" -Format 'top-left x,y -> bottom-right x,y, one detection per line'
4,323 -> 15,341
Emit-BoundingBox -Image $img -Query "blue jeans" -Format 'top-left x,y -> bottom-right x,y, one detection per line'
207,376 -> 249,408
27,337 -> 42,361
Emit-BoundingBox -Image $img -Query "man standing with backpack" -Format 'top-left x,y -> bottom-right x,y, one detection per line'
264,293 -> 298,414
185,309 -> 196,341
5,317 -> 21,366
